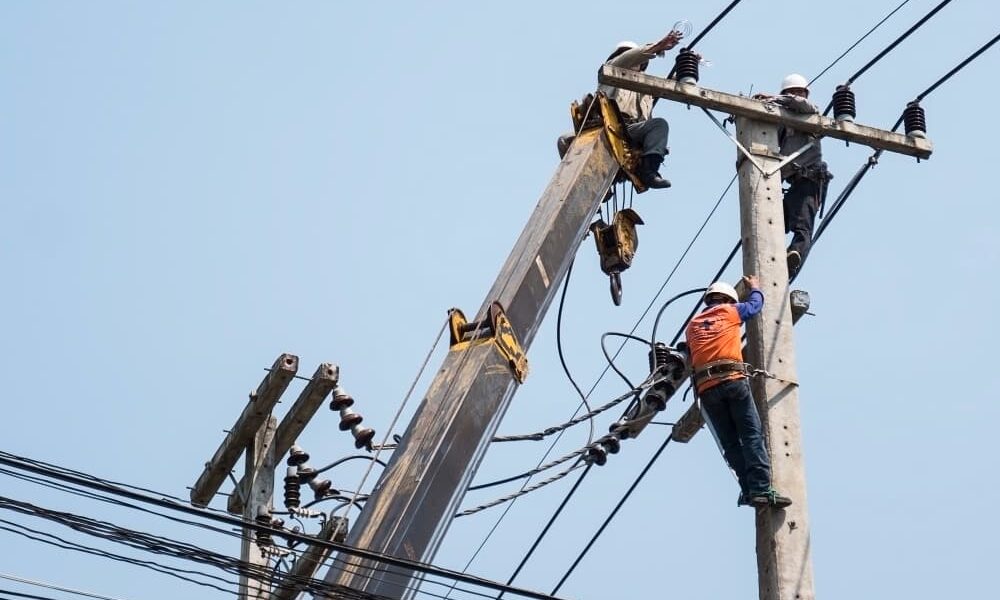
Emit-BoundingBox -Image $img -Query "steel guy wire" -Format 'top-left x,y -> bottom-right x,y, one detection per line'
334,316 -> 450,524
454,462 -> 587,518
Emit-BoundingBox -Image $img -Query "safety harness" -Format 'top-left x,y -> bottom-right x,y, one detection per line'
691,358 -> 749,388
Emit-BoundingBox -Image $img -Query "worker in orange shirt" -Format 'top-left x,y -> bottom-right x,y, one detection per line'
685,275 -> 792,508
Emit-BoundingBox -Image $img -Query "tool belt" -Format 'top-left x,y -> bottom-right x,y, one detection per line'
787,161 -> 832,184
692,359 -> 748,387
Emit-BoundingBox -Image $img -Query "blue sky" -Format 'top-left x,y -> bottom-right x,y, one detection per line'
2,1 -> 997,599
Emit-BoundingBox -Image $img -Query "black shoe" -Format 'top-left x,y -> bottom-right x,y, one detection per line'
751,488 -> 793,509
737,491 -> 752,507
786,250 -> 802,277
638,154 -> 671,189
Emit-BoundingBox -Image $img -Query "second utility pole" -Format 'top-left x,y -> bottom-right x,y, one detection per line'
598,63 -> 932,600
735,115 -> 812,599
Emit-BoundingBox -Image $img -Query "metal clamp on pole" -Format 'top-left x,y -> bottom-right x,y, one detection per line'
448,302 -> 528,383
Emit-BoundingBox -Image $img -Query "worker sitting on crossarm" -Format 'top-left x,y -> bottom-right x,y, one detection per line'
754,74 -> 834,278
558,29 -> 684,189
685,276 -> 792,509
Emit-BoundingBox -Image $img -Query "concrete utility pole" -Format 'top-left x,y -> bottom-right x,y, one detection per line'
598,64 -> 931,600
189,355 -> 341,600
239,415 -> 277,600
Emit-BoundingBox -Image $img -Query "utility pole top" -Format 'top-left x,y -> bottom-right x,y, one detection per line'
190,353 -> 298,508
598,64 -> 933,159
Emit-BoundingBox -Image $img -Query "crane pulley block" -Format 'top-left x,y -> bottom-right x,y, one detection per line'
590,208 -> 643,305
448,302 -> 528,383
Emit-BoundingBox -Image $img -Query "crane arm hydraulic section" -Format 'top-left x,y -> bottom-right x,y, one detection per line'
325,108 -> 640,598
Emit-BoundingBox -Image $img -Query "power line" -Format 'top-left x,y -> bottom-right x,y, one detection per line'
687,0 -> 743,50
809,0 -> 911,86
823,0 -> 953,115
482,38 -> 742,587
494,465 -> 593,600
0,451 -> 570,600
816,29 -> 1000,242
550,435 -> 675,595
914,30 -> 1000,101
0,573 -> 134,600
548,26 -> 1000,595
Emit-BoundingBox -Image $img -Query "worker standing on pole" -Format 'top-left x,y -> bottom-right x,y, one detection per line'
558,28 -> 684,189
686,276 -> 793,508
754,74 -> 833,278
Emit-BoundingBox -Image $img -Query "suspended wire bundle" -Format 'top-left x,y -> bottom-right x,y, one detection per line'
0,451 -> 572,600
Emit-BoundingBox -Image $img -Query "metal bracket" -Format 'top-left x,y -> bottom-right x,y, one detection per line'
701,107 -> 813,178
448,302 -> 528,383
596,93 -> 648,193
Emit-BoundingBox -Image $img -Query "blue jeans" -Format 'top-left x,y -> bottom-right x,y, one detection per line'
699,378 -> 771,496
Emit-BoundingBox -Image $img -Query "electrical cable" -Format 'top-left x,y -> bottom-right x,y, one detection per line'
314,455 -> 388,476
0,589 -> 63,600
913,30 -> 1000,102
650,288 -> 709,347
455,1 -> 745,589
489,386 -> 640,444
467,129 -> 737,592
551,259 -> 595,444
493,465 -> 593,600
455,462 -> 586,518
548,30 -> 1000,594
815,29 -> 1000,243
550,435 -> 675,595
822,0 -> 953,115
0,467 -> 245,544
0,451 -> 571,600
598,332 -> 651,389
0,573 -> 133,600
809,0 -> 911,86
688,0 -> 742,49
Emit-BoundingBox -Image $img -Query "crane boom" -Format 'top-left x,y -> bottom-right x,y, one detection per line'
324,126 -> 620,598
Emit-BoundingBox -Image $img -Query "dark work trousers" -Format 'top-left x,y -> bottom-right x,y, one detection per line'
625,117 -> 669,157
783,176 -> 821,264
558,117 -> 669,159
699,377 -> 771,496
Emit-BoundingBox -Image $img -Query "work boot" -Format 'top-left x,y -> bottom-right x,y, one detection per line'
737,491 -> 752,507
637,154 -> 671,189
786,250 -> 802,278
751,488 -> 793,509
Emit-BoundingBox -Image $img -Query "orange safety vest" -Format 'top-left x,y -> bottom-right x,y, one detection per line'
685,304 -> 746,393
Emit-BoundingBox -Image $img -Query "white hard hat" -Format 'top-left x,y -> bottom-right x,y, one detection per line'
607,40 -> 640,62
705,282 -> 739,303
780,73 -> 809,93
